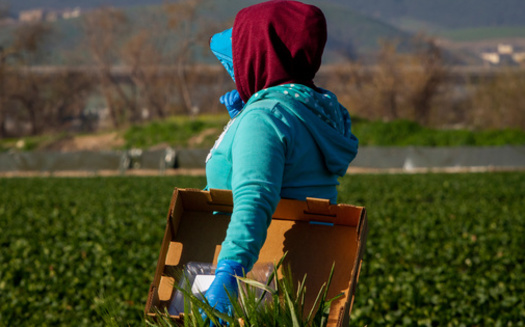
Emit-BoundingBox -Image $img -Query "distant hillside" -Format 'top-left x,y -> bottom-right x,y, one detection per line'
1,0 -> 419,65
7,0 -> 165,13
327,0 -> 525,30
9,0 -> 525,29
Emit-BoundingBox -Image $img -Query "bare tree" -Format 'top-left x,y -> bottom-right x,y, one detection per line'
83,7 -> 137,127
0,19 -> 95,137
120,24 -> 175,120
119,0 -> 222,118
326,35 -> 448,125
165,0 -> 215,115
0,1 -> 10,20
404,35 -> 448,125
7,71 -> 46,135
46,71 -> 95,131
373,40 -> 402,121
470,69 -> 525,130
2,22 -> 53,135
0,48 -> 7,137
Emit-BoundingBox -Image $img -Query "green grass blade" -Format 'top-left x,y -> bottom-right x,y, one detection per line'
237,276 -> 277,295
306,282 -> 326,323
235,277 -> 250,320
296,273 -> 308,307
284,286 -> 301,327
312,263 -> 340,327
256,253 -> 288,306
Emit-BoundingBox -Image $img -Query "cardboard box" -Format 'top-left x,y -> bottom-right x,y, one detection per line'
145,188 -> 368,327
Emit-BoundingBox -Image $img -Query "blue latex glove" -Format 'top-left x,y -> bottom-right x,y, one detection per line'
203,260 -> 245,325
220,90 -> 245,118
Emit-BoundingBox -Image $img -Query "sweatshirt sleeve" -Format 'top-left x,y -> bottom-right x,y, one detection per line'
217,107 -> 288,271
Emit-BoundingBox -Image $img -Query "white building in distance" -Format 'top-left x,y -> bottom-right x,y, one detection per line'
19,8 -> 82,23
481,44 -> 525,66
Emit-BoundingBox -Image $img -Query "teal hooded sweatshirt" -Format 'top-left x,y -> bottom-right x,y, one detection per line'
207,2 -> 358,271
206,84 -> 358,270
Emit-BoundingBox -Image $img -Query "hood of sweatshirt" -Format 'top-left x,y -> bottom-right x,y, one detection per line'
245,84 -> 358,176
232,0 -> 327,103
210,0 -> 326,96
209,1 -> 357,174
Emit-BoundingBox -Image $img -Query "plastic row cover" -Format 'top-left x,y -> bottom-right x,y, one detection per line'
1,146 -> 524,172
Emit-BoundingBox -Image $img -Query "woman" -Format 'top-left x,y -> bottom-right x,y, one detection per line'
204,0 -> 359,318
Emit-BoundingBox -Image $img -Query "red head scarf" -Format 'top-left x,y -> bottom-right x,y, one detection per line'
232,0 -> 327,103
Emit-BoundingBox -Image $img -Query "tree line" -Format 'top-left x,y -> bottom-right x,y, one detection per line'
0,0 -> 230,138
1,0 -> 524,139
322,36 -> 525,130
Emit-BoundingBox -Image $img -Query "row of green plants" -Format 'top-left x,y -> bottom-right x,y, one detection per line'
1,172 -> 524,326
2,115 -> 524,152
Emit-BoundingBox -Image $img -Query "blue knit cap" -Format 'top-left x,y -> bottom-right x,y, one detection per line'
210,27 -> 235,81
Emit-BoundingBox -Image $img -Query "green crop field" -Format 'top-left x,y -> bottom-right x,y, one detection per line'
1,173 -> 524,326
438,26 -> 525,42
4,115 -> 525,153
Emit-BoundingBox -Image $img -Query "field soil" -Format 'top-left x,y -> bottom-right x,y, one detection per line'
43,132 -> 125,151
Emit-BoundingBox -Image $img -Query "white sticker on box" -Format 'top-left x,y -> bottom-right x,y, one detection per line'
191,275 -> 216,295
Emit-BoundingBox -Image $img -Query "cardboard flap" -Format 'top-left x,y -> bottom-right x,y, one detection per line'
209,189 -> 233,206
305,197 -> 333,216
273,198 -> 364,227
178,188 -> 234,213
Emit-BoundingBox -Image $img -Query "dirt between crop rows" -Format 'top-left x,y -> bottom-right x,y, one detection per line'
42,132 -> 126,151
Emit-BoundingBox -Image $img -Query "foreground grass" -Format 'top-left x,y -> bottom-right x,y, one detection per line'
1,173 -> 524,326
142,257 -> 341,327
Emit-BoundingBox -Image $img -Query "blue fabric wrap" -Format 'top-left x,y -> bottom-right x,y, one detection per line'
210,27 -> 235,82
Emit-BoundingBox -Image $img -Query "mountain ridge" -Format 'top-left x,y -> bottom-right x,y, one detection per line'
326,0 -> 525,29
3,0 -> 524,66
2,0 -> 419,65
7,0 -> 525,29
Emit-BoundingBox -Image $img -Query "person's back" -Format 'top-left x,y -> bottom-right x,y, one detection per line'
202,1 -> 359,323
207,83 -> 357,204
